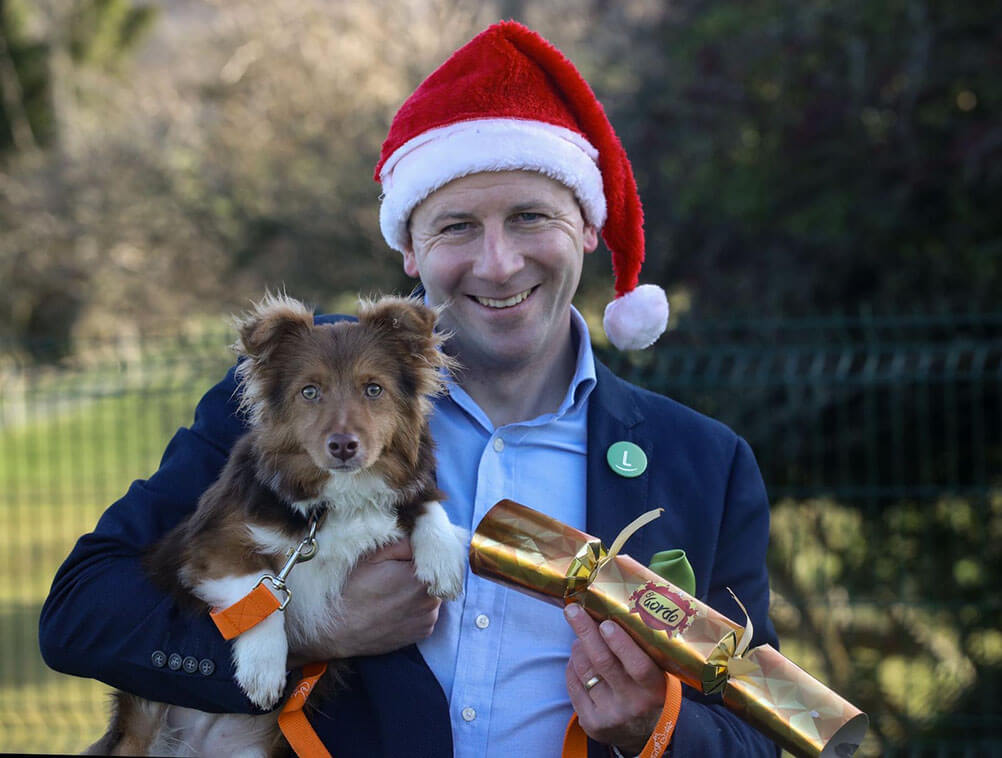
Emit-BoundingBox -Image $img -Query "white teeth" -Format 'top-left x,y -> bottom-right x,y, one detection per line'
474,289 -> 532,309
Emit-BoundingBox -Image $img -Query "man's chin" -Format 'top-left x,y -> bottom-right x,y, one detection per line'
457,333 -> 539,371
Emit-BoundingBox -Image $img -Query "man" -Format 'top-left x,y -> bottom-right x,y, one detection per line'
40,21 -> 778,757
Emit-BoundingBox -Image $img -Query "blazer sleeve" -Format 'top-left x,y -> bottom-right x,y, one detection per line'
668,436 -> 781,757
38,366 -> 270,714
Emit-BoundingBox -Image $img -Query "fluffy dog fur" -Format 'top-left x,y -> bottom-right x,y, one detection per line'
91,294 -> 466,756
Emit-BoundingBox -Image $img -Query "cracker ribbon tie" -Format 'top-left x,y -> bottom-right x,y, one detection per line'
564,508 -> 663,602
701,588 -> 759,694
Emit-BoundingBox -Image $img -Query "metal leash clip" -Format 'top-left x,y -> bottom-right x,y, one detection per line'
253,515 -> 321,611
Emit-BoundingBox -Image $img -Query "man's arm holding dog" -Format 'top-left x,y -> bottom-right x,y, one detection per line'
288,538 -> 443,666
39,367 -> 262,712
40,365 -> 438,713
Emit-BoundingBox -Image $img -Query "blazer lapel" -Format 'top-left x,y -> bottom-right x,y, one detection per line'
585,361 -> 655,561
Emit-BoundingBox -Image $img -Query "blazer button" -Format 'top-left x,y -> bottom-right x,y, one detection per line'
151,650 -> 167,668
182,656 -> 199,674
199,658 -> 215,677
167,653 -> 183,671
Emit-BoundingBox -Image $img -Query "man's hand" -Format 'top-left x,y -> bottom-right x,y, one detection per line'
564,603 -> 666,756
288,538 -> 443,666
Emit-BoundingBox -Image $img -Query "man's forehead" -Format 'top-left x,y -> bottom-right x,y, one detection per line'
414,171 -> 576,217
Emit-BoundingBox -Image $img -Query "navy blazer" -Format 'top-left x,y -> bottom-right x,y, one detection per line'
40,323 -> 779,757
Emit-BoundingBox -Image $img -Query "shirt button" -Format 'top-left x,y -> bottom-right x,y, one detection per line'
151,650 -> 167,668
493,437 -> 504,452
461,707 -> 477,722
182,656 -> 199,674
199,658 -> 215,676
475,614 -> 490,629
167,653 -> 183,671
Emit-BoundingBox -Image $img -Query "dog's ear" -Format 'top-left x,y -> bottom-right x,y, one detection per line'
359,296 -> 437,340
233,292 -> 314,361
359,296 -> 455,376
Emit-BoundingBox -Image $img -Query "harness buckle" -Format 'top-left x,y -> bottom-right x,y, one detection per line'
254,574 -> 292,610
254,513 -> 324,612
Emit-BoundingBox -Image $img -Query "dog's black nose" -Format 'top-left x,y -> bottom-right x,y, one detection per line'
327,434 -> 360,461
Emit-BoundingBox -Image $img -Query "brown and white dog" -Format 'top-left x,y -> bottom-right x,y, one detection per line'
93,293 -> 466,756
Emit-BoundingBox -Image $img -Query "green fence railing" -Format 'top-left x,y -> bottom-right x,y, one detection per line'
2,312 -> 1000,756
599,313 -> 1002,757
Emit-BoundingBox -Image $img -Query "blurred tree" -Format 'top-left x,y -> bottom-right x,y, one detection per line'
0,0 -> 48,152
67,0 -> 156,70
609,0 -> 1002,318
769,493 -> 999,752
1,0 -> 503,359
2,0 -> 1000,348
0,0 -> 155,157
0,0 -> 155,360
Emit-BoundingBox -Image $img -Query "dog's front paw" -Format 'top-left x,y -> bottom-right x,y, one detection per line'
232,616 -> 289,709
412,503 -> 467,600
415,543 -> 465,599
236,656 -> 287,710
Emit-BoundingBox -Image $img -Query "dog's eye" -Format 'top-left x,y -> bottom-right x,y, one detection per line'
301,385 -> 319,400
364,383 -> 382,398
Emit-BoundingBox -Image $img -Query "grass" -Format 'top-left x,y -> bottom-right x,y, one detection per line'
0,350 -> 230,754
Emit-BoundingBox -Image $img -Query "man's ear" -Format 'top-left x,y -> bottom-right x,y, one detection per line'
402,243 -> 420,277
583,224 -> 599,254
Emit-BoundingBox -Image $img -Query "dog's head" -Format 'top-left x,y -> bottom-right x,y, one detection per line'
233,293 -> 452,487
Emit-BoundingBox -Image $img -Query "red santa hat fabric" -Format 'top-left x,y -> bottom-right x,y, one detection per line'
374,21 -> 668,350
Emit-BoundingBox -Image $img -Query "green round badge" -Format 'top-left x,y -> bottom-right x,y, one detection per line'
607,441 -> 648,478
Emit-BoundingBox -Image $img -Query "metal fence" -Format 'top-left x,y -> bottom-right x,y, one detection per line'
2,313 -> 1000,756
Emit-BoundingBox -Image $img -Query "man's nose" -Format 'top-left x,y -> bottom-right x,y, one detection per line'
472,224 -> 524,282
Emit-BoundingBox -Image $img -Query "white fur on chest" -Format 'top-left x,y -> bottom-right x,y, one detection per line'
248,470 -> 405,647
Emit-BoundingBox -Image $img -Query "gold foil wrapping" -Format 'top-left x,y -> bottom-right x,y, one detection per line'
469,499 -> 868,758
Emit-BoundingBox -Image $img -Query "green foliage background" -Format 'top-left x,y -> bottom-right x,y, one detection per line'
612,0 -> 1001,317
0,0 -> 1000,755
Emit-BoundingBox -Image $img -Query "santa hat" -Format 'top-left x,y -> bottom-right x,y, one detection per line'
374,21 -> 668,350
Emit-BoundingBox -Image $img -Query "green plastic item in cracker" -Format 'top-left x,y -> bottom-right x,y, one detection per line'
648,548 -> 696,597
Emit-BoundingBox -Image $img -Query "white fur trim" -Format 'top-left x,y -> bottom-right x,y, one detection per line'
602,284 -> 669,350
379,119 -> 606,252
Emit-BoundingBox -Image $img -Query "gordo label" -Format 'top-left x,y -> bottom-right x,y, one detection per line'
629,581 -> 698,636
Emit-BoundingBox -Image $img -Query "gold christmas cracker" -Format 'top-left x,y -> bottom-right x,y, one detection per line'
469,499 -> 868,758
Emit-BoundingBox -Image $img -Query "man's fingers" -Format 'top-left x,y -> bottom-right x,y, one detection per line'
564,605 -> 668,753
568,639 -> 601,693
365,537 -> 414,562
597,619 -> 666,689
564,604 -> 630,690
566,657 -> 599,717
565,605 -> 665,692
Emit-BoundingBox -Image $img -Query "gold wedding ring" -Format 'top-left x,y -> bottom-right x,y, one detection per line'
584,675 -> 602,691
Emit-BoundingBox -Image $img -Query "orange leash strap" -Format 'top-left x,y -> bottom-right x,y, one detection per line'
561,673 -> 683,758
562,713 -> 590,757
638,673 -> 683,758
278,662 -> 331,758
209,582 -> 283,640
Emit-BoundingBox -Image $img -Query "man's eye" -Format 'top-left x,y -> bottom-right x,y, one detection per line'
441,222 -> 471,234
364,383 -> 383,398
301,385 -> 319,400
515,212 -> 543,223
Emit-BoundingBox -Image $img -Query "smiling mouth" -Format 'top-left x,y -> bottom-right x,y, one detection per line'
472,287 -> 535,309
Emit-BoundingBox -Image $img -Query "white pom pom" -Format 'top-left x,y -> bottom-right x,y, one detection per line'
602,284 -> 669,350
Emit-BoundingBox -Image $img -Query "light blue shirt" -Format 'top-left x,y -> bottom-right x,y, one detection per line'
417,307 -> 597,758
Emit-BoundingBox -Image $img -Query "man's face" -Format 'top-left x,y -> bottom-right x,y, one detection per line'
403,171 -> 598,373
